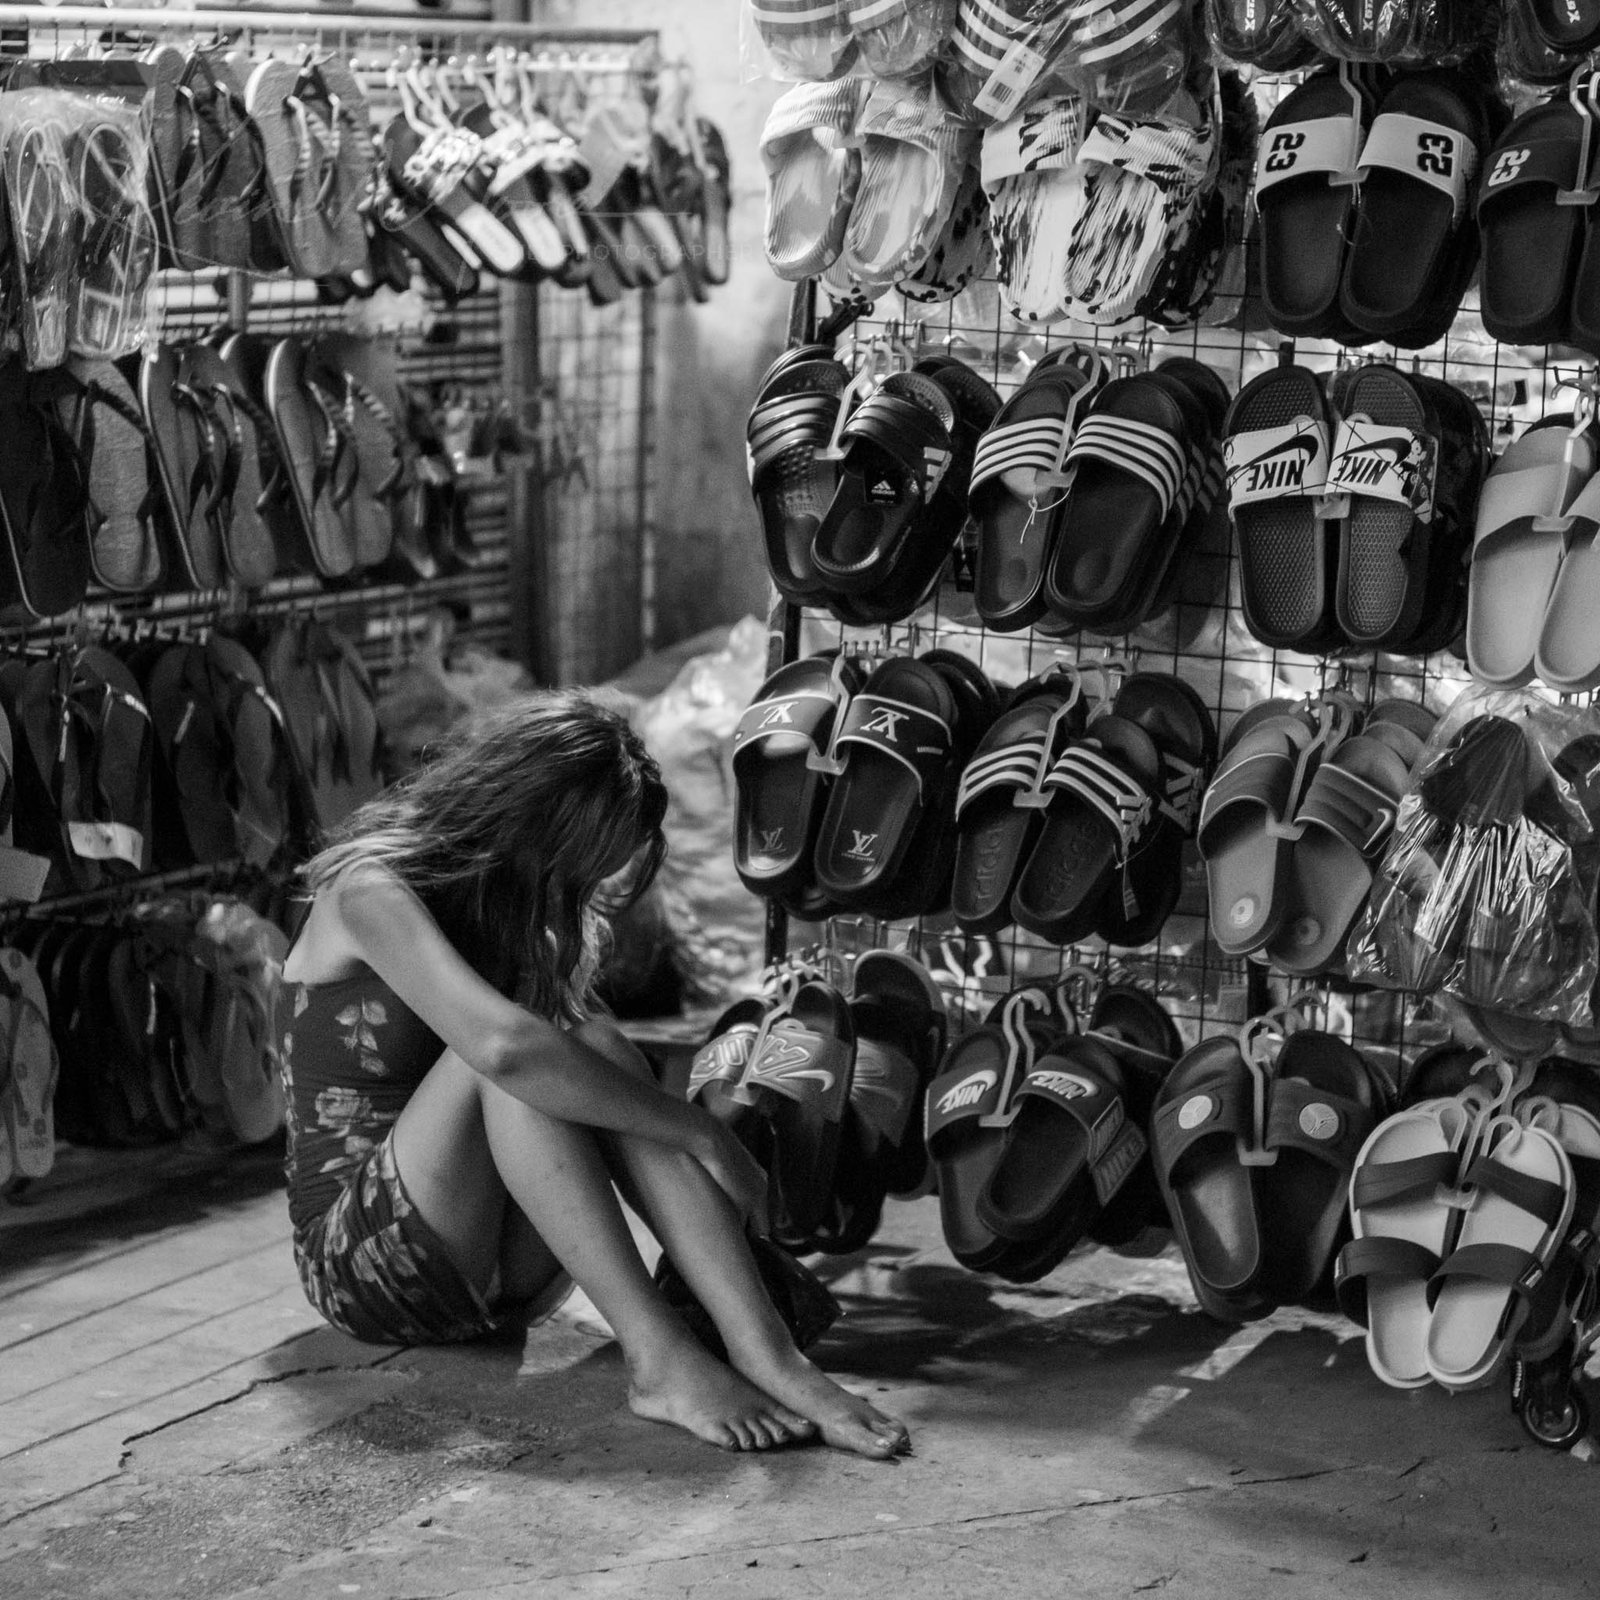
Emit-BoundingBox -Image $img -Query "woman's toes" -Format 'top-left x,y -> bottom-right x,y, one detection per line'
774,1407 -> 816,1436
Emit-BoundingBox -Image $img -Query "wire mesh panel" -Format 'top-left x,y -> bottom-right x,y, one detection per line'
530,257 -> 656,685
764,70 -> 1566,1094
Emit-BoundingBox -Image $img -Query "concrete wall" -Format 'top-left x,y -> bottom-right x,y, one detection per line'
533,0 -> 786,649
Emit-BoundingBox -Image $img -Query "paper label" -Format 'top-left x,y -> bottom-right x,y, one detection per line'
68,819 -> 144,868
1323,418 -> 1436,522
972,39 -> 1049,123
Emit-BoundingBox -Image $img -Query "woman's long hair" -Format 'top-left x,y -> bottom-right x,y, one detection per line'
303,690 -> 667,1021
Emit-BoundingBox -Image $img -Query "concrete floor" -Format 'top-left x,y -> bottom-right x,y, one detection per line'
2,1144 -> 1597,1600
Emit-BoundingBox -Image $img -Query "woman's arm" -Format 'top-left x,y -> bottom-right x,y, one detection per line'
329,867 -> 715,1155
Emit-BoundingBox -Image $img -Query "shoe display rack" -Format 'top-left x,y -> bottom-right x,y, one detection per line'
0,5 -> 662,928
754,67 -> 1569,1092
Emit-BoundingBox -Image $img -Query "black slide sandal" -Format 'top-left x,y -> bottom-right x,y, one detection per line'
977,1036 -> 1143,1264
1223,361 -> 1339,652
1339,72 -> 1492,349
732,654 -> 859,904
951,685 -> 1082,935
1328,363 -> 1441,652
1254,70 -> 1368,341
811,656 -> 957,911
1151,1037 -> 1270,1320
1041,375 -> 1191,631
1478,101 -> 1587,349
1255,1031 -> 1383,1306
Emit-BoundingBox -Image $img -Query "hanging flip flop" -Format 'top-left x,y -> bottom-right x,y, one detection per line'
1326,363 -> 1446,653
924,988 -> 1060,1270
1335,1098 -> 1472,1388
740,981 -> 856,1246
1264,726 -> 1416,978
977,1035 -> 1146,1277
1093,672 -> 1216,949
747,352 -> 850,605
1084,984 -> 1182,1248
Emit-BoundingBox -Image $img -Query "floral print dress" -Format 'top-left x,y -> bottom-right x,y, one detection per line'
277,969 -> 557,1345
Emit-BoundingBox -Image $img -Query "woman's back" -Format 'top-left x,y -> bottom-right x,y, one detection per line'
278,963 -> 444,1238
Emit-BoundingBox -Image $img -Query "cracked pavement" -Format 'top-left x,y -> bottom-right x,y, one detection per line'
2,1194 -> 1596,1600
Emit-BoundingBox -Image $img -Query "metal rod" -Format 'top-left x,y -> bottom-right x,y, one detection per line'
0,5 -> 655,43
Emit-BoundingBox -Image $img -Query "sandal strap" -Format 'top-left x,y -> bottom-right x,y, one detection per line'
741,1018 -> 850,1121
1350,1149 -> 1460,1211
1263,1078 -> 1371,1169
1040,742 -> 1153,858
1295,757 -> 1401,858
1334,1234 -> 1442,1326
1255,112 -> 1362,199
1357,112 -> 1478,226
1477,133 -> 1583,217
687,1023 -> 761,1098
1151,1069 -> 1252,1168
832,691 -> 951,797
1065,412 -> 1188,517
732,687 -> 840,756
954,728 -> 1052,820
1326,415 -> 1438,521
925,1035 -> 1013,1146
1197,741 -> 1299,843
1224,417 -> 1331,510
1461,1152 -> 1570,1229
1428,1241 -> 1550,1304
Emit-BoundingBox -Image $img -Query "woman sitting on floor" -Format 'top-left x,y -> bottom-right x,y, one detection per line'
275,690 -> 906,1459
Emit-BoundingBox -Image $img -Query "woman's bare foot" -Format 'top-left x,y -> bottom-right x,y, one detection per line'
727,1342 -> 909,1460
627,1331 -> 817,1451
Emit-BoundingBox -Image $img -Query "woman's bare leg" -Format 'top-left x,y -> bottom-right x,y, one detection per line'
573,1023 -> 909,1459
390,1050 -> 807,1451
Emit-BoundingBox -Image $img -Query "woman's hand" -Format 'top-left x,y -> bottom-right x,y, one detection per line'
691,1114 -> 771,1236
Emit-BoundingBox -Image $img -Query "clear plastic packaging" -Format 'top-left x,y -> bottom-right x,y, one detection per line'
850,0 -> 960,78
0,88 -> 156,369
1345,687 -> 1600,1028
1289,0 -> 1497,63
742,0 -> 858,82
